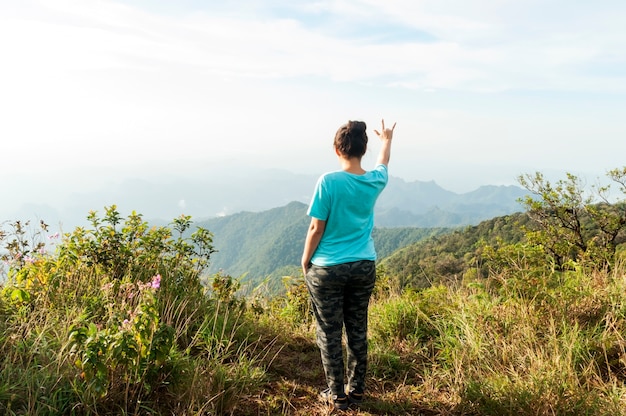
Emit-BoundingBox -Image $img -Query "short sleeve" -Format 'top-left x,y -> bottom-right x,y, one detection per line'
307,175 -> 330,221
373,164 -> 388,183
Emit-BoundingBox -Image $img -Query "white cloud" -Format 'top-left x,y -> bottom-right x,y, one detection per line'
1,0 -> 625,196
3,0 -> 625,94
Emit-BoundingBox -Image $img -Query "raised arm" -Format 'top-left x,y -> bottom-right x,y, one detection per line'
374,119 -> 396,166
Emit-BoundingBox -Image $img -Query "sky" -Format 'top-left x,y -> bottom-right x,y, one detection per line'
2,0 -> 626,219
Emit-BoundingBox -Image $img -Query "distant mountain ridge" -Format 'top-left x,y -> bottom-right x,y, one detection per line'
6,168 -> 528,230
376,177 -> 527,226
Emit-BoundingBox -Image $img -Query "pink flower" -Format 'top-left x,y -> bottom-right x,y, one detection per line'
151,274 -> 161,289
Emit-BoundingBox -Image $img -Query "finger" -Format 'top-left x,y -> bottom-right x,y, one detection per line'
374,129 -> 381,136
381,119 -> 386,131
391,122 -> 397,131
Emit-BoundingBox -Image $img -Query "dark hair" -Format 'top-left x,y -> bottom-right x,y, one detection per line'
334,120 -> 368,158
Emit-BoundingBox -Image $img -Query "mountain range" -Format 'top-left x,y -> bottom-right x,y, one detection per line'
6,167 -> 528,230
5,167 -> 531,291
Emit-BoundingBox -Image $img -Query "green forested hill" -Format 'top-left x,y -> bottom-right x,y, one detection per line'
380,211 -> 532,288
199,201 -> 308,282
372,226 -> 450,259
198,201 -> 451,290
198,202 -> 537,294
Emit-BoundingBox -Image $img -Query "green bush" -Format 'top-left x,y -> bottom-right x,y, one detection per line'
0,207 -> 267,415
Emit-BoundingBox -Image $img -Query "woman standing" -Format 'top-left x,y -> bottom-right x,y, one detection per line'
302,119 -> 396,410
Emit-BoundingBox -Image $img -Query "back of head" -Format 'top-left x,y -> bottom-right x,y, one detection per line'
334,120 -> 368,158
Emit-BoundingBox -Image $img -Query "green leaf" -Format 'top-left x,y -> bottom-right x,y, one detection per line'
10,288 -> 30,303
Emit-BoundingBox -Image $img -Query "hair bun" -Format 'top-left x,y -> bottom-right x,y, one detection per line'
348,120 -> 366,134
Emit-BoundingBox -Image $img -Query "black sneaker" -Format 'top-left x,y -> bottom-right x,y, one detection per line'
319,388 -> 349,410
348,390 -> 364,405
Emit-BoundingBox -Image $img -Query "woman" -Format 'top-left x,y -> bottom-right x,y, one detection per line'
302,119 -> 396,410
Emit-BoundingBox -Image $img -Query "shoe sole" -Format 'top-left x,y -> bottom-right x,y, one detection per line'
319,390 -> 349,410
348,392 -> 363,405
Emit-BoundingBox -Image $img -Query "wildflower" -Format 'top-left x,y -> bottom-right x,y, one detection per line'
48,232 -> 60,240
150,274 -> 161,289
24,256 -> 35,264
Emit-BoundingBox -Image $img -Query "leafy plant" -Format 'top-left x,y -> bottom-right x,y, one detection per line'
518,169 -> 626,270
68,274 -> 173,399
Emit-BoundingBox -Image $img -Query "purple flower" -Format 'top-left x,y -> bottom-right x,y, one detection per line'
151,274 -> 161,289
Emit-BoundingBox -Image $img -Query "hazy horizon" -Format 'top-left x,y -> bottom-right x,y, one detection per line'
3,164 -> 527,228
2,1 -> 626,224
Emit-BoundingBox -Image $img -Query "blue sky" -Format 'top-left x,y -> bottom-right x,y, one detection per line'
2,0 -> 626,217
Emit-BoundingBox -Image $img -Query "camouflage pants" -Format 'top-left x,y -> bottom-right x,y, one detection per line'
305,260 -> 376,396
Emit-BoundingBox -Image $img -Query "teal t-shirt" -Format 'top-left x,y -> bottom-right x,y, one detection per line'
307,164 -> 388,266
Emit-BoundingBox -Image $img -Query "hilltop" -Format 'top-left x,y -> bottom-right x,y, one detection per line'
5,170 -> 626,414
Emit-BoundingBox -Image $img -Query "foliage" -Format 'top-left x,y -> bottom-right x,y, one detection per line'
0,206 -> 265,415
372,226 -> 451,259
67,274 -> 173,399
1,218 -> 51,282
199,201 -> 309,289
518,169 -> 626,270
380,212 -> 530,289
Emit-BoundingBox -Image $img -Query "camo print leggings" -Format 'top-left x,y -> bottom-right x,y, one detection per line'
305,260 -> 376,396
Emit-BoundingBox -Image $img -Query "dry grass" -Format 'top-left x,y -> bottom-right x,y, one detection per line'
232,264 -> 626,416
5,261 -> 626,415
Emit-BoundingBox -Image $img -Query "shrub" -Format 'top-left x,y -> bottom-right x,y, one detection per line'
0,206 -> 268,415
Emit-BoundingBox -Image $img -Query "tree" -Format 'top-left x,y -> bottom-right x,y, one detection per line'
518,168 -> 626,270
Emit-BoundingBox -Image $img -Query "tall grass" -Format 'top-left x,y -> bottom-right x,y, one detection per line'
4,210 -> 626,415
365,261 -> 626,415
0,210 -> 270,415
0,284 -> 269,415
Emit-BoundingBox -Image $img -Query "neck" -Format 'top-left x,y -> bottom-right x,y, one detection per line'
339,156 -> 365,175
